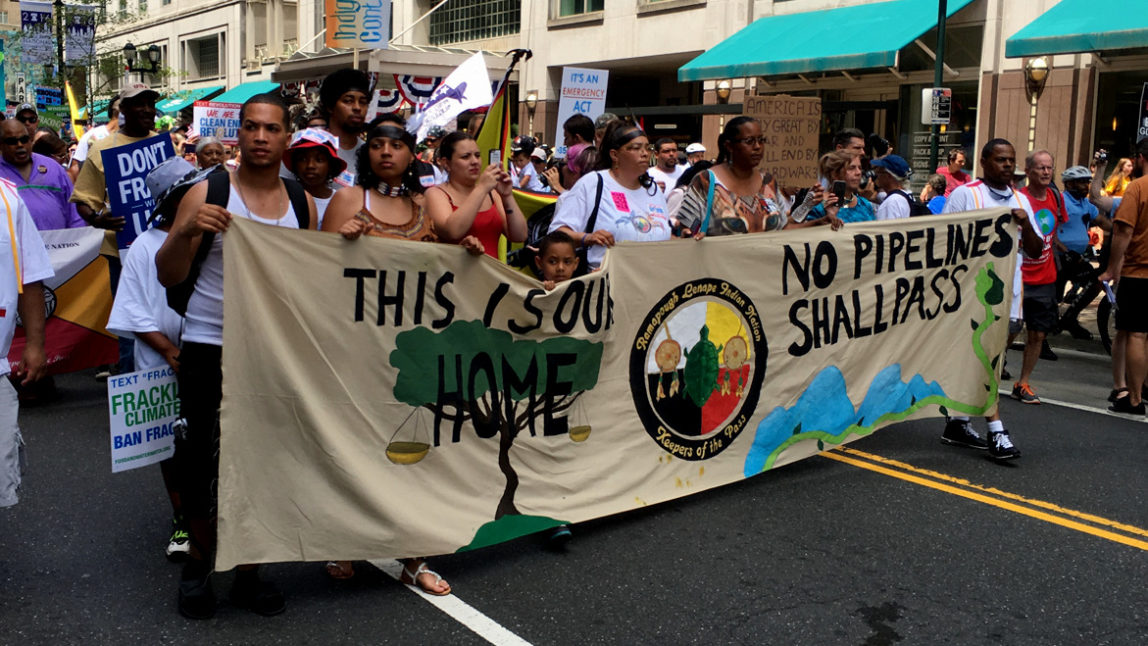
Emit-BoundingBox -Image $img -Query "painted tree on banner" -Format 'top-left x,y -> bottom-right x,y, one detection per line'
390,320 -> 603,520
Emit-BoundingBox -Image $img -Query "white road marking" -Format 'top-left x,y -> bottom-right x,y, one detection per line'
998,388 -> 1148,423
367,558 -> 533,646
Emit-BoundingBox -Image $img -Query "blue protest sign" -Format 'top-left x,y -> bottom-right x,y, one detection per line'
101,133 -> 174,249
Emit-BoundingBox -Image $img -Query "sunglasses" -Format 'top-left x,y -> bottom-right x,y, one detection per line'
16,115 -> 38,124
2,135 -> 30,146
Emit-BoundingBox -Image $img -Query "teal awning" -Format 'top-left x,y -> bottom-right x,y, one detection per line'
156,85 -> 224,114
210,80 -> 280,105
83,99 -> 110,122
1005,0 -> 1148,58
679,0 -> 974,82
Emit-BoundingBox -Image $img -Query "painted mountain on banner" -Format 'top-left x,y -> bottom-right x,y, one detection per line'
743,364 -> 946,475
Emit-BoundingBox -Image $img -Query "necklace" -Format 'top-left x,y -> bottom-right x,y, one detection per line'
376,183 -> 408,198
234,178 -> 285,223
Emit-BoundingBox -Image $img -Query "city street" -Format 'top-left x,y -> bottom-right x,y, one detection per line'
2,332 -> 1147,645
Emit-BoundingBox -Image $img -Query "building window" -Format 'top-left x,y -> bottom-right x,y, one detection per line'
138,0 -> 147,12
184,34 -> 222,80
429,0 -> 520,46
558,0 -> 602,16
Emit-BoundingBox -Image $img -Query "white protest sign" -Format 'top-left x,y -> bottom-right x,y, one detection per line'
553,67 -> 609,158
192,101 -> 241,144
107,366 -> 180,473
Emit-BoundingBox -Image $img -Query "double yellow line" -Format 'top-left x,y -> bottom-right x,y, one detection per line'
821,447 -> 1148,551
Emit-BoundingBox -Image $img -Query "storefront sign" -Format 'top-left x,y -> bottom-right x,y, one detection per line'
107,367 -> 180,473
553,67 -> 609,159
191,100 -> 241,144
909,129 -> 963,184
325,0 -> 391,49
744,95 -> 822,187
100,132 -> 175,249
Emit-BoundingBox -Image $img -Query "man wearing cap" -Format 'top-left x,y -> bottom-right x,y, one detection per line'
685,143 -> 706,166
1056,165 -> 1108,340
648,138 -> 685,193
0,174 -> 53,509
71,83 -> 160,231
0,119 -> 85,231
594,112 -> 618,148
1013,149 -> 1068,404
319,68 -> 370,184
872,154 -> 916,220
68,100 -> 119,183
14,104 -> 39,138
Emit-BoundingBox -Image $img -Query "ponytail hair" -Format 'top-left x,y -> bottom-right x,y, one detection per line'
716,116 -> 758,164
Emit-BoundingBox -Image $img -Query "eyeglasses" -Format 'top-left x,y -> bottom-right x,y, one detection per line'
732,136 -> 767,146
1,135 -> 30,146
16,115 -> 37,124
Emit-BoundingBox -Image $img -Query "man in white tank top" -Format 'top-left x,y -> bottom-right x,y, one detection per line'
156,93 -> 317,620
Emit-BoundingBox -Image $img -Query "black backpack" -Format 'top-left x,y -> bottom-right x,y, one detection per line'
890,189 -> 933,217
166,171 -> 311,315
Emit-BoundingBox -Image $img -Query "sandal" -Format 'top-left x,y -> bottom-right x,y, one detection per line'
400,560 -> 451,596
325,560 -> 355,580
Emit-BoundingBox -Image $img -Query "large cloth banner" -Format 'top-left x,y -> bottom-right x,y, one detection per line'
20,1 -> 54,66
101,132 -> 174,250
65,4 -> 97,64
7,227 -> 117,376
216,209 -> 1017,569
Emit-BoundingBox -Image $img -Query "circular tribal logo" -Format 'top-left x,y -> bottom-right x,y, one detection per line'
629,279 -> 767,460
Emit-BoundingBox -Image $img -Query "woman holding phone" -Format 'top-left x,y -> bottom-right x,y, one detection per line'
808,150 -> 873,224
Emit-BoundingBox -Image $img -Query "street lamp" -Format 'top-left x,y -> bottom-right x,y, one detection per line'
123,42 -> 161,83
1024,57 -> 1050,152
525,91 -> 538,139
715,80 -> 731,104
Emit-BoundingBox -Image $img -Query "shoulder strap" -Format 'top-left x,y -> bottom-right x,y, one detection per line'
699,170 -> 717,234
585,172 -> 604,234
205,170 -> 230,208
282,177 -> 311,229
432,185 -> 457,208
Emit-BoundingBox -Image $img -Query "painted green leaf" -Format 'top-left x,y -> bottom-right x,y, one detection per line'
817,439 -> 825,451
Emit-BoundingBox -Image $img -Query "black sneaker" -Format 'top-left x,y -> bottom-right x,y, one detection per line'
545,524 -> 572,550
1109,396 -> 1146,416
178,563 -> 216,620
230,570 -> 286,616
1063,321 -> 1092,340
941,419 -> 988,450
1109,388 -> 1130,403
988,430 -> 1021,460
1040,340 -> 1058,361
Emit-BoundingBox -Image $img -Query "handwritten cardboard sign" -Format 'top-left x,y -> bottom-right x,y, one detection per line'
744,95 -> 822,188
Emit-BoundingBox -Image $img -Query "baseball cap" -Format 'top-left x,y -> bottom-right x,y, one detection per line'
146,156 -> 225,224
530,147 -> 547,162
284,127 -> 348,175
119,83 -> 160,103
871,154 -> 911,180
16,103 -> 36,115
1062,165 -> 1092,181
685,143 -> 706,154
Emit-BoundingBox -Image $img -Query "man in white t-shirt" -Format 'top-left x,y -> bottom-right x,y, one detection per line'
156,93 -> 318,620
0,178 -> 54,508
647,138 -> 686,193
939,138 -> 1043,461
67,100 -> 118,183
319,68 -> 369,186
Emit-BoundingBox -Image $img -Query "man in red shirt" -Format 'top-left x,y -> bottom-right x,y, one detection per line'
936,148 -> 971,197
1015,149 -> 1067,404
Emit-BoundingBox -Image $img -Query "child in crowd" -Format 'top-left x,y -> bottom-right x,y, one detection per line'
534,231 -> 578,548
106,156 -> 221,561
535,230 -> 580,291
284,128 -> 346,229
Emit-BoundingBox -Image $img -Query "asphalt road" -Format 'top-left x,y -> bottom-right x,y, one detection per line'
2,336 -> 1147,645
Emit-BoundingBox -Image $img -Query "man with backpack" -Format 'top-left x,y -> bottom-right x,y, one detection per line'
872,154 -> 929,219
155,93 -> 317,620
1013,149 -> 1068,405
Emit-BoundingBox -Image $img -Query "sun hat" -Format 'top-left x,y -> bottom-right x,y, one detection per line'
685,143 -> 706,154
283,127 -> 348,175
145,156 -> 225,224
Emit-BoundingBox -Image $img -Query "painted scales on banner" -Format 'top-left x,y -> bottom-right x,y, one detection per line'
216,209 -> 1017,569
